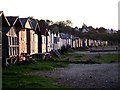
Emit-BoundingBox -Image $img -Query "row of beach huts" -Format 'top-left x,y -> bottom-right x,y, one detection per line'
0,11 -> 108,66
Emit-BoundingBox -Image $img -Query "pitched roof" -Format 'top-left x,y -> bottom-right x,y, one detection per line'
19,18 -> 28,27
6,16 -> 18,26
60,33 -> 71,39
0,11 -> 3,16
0,12 -> 10,27
29,19 -> 37,29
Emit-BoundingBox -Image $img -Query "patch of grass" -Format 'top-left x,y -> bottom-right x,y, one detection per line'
96,54 -> 119,63
71,54 -> 120,64
2,60 -> 69,89
3,74 -> 64,88
74,54 -> 85,58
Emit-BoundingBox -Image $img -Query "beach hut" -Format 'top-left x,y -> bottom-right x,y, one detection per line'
53,32 -> 57,50
29,18 -> 40,54
38,20 -> 48,53
50,30 -> 54,50
82,39 -> 86,47
56,32 -> 61,50
1,11 -> 10,66
19,18 -> 33,59
72,36 -> 76,48
75,37 -> 79,48
47,30 -> 51,52
60,33 -> 67,48
2,14 -> 22,65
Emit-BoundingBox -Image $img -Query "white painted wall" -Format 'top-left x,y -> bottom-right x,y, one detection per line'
41,35 -> 46,53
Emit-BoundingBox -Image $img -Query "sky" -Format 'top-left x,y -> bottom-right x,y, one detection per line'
0,0 -> 119,30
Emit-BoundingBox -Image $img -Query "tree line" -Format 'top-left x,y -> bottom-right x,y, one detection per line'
36,18 -> 119,45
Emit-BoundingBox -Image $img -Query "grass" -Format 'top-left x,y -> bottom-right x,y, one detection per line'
70,54 -> 119,64
2,60 -> 69,89
50,54 -> 119,64
93,54 -> 120,63
73,54 -> 85,58
3,75 -> 62,88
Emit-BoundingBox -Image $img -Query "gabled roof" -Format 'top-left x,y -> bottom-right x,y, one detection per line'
0,11 -> 3,16
6,16 -> 22,30
19,18 -> 28,27
28,18 -> 41,34
0,11 -> 10,27
20,18 -> 33,29
6,16 -> 18,26
60,33 -> 71,39
29,18 -> 37,29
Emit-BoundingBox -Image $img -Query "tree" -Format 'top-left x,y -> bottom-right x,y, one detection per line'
38,19 -> 48,29
66,20 -> 72,26
98,27 -> 107,33
50,24 -> 59,33
46,19 -> 53,26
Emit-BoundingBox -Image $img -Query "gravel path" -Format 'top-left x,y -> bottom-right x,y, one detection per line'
30,63 -> 120,88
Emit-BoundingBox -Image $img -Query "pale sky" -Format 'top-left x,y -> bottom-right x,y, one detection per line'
0,0 -> 119,30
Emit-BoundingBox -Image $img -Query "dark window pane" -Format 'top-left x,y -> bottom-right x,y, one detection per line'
12,37 -> 14,45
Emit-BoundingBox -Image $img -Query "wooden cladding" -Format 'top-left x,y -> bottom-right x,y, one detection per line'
7,27 -> 19,57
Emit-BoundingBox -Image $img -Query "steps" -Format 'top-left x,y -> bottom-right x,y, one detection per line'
54,50 -> 62,58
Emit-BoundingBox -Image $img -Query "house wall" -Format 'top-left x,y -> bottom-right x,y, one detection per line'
6,27 -> 19,57
80,39 -> 82,47
57,33 -> 61,50
25,20 -> 31,28
19,29 -> 27,55
47,31 -> 51,52
91,40 -> 95,47
53,33 -> 58,50
63,39 -> 67,47
68,39 -> 70,46
70,38 -> 73,48
75,39 -> 79,48
38,33 -> 42,53
50,32 -> 54,50
92,40 -> 94,46
73,40 -> 75,48
105,41 -> 108,46
59,37 -> 62,49
2,27 -> 9,60
88,39 -> 92,46
41,35 -> 46,53
93,40 -> 98,47
78,39 -> 80,47
82,39 -> 86,47
34,33 -> 38,53
47,35 -> 51,52
66,39 -> 68,46
54,37 -> 58,50
85,39 -> 88,47
30,30 -> 35,55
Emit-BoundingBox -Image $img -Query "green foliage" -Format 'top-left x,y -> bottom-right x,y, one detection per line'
3,74 -> 64,89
